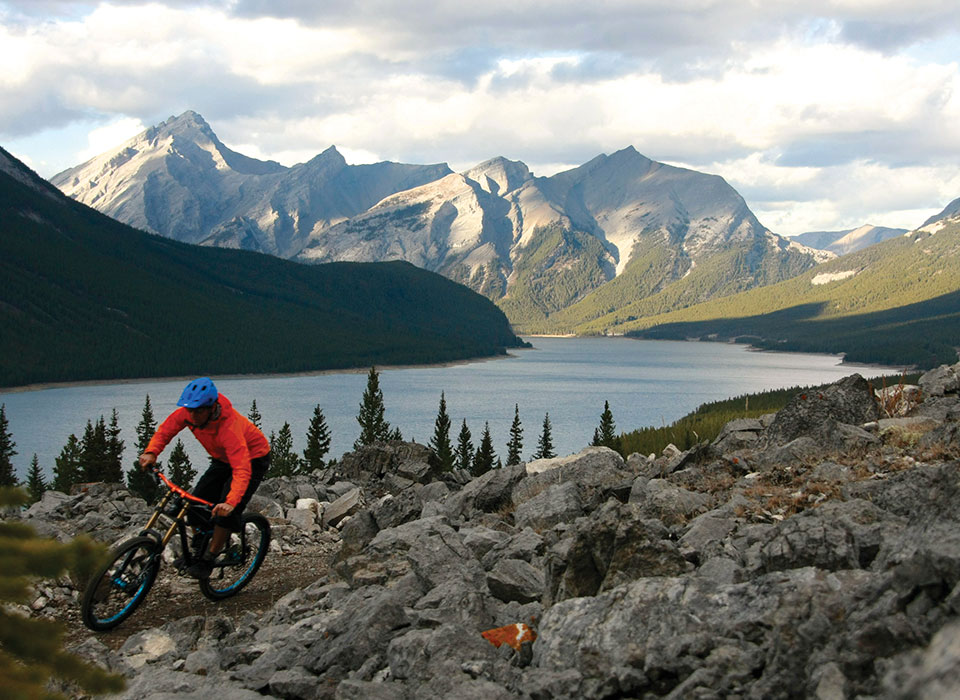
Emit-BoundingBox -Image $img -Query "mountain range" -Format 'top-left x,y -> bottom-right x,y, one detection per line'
51,111 -> 830,332
51,111 -> 451,258
0,146 -> 524,388
790,225 -> 907,256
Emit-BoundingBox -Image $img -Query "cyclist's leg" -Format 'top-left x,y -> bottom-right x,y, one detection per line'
208,454 -> 269,554
186,460 -> 231,553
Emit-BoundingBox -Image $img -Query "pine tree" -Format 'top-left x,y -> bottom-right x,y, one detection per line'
0,486 -> 126,698
104,409 -> 125,483
26,454 -> 47,504
354,366 -> 392,448
80,418 -> 108,482
473,422 -> 496,476
167,439 -> 197,489
387,426 -> 403,441
506,404 -> 524,466
53,434 -> 82,493
0,404 -> 17,487
429,393 -> 454,471
455,419 -> 473,472
269,422 -> 299,477
533,412 -> 556,460
303,404 -> 332,472
592,400 -> 622,453
127,395 -> 160,502
247,399 -> 263,429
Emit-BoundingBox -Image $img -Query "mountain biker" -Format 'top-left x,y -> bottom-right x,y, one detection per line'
138,377 -> 270,579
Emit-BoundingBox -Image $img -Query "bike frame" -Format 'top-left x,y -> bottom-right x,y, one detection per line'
140,468 -> 215,561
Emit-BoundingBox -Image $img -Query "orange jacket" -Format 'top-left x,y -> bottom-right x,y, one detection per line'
146,395 -> 270,507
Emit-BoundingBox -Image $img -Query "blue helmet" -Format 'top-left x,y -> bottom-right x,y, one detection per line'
177,377 -> 218,408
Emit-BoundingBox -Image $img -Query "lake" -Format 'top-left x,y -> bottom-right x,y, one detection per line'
0,337 -> 897,481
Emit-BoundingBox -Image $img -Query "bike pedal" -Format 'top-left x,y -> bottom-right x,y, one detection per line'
171,557 -> 191,574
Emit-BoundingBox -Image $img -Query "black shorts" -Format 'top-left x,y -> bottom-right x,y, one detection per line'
188,453 -> 270,531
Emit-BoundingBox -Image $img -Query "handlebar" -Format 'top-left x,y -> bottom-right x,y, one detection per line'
151,467 -> 215,508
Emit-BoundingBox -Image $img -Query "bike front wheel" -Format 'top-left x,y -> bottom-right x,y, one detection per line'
81,536 -> 161,631
199,513 -> 270,601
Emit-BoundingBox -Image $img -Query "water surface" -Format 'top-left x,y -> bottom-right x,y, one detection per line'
0,337 -> 895,480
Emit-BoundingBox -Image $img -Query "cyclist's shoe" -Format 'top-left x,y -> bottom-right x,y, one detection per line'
186,555 -> 215,580
212,544 -> 243,566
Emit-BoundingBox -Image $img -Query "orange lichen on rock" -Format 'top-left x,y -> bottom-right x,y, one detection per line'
481,622 -> 537,651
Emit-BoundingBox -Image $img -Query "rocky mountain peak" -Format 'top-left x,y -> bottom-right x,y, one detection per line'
792,224 -> 908,256
462,156 -> 532,196
923,196 -> 960,227
307,145 -> 346,166
154,110 -> 215,140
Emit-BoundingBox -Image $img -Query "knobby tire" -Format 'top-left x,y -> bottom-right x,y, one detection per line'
81,536 -> 161,631
199,513 -> 270,601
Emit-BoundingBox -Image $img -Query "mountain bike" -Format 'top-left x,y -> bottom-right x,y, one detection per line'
81,468 -> 270,631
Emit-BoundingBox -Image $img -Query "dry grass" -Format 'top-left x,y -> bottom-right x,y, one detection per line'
872,373 -> 924,418
736,478 -> 843,522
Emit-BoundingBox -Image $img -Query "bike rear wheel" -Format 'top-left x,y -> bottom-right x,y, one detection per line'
81,536 -> 161,631
199,513 -> 270,601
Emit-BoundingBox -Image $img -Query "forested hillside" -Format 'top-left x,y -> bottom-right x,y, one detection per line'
604,221 -> 960,368
0,148 -> 524,388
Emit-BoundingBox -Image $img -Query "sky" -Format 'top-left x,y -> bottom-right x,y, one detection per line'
2,1 -> 960,235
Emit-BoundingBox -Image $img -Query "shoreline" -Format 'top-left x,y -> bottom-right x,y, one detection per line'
613,333 -> 910,375
0,335 -> 912,396
0,349 -> 531,395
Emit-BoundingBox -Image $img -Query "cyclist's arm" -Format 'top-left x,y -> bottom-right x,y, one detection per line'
221,424 -> 253,508
143,409 -> 189,461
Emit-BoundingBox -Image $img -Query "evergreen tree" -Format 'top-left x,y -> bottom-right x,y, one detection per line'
302,404 -> 332,472
506,404 -> 524,466
592,400 -> 622,453
455,419 -> 473,472
53,434 -> 82,493
0,486 -> 126,698
167,439 -> 197,489
127,395 -> 160,501
387,426 -> 403,441
105,409 -> 125,482
26,454 -> 47,504
0,404 -> 16,487
80,418 -> 108,482
247,399 -> 263,429
429,393 -> 454,471
354,366 -> 392,448
473,422 -> 496,477
269,422 -> 299,477
533,412 -> 556,460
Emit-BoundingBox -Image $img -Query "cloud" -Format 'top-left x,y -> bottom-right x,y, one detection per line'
77,116 -> 145,161
1,0 -> 959,232
709,154 -> 960,234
